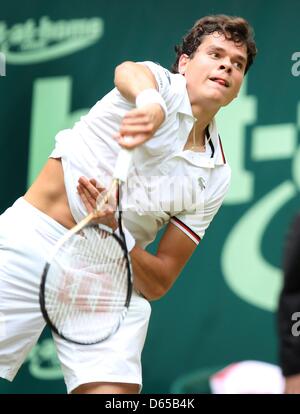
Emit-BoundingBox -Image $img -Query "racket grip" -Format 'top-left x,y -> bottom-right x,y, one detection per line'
114,144 -> 133,182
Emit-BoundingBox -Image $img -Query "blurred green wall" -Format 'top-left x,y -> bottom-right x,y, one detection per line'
0,0 -> 300,393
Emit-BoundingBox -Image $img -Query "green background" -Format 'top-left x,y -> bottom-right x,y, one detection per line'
0,0 -> 300,393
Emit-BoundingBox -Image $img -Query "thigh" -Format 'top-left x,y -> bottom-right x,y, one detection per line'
0,235 -> 46,380
72,381 -> 140,394
54,290 -> 151,394
0,199 -> 64,380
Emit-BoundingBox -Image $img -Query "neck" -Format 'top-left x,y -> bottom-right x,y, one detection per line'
184,123 -> 207,152
191,102 -> 218,131
189,103 -> 218,150
183,111 -> 213,153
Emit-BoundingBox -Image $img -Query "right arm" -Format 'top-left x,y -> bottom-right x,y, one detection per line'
114,61 -> 159,102
114,61 -> 166,148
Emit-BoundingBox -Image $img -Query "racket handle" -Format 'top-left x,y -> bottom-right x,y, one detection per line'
114,143 -> 134,182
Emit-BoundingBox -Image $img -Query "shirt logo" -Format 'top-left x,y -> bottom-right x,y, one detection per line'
198,177 -> 206,190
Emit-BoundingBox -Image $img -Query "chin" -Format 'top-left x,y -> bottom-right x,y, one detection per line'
205,90 -> 228,106
221,98 -> 235,107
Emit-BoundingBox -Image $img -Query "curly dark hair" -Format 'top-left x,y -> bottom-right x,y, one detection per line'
171,15 -> 257,74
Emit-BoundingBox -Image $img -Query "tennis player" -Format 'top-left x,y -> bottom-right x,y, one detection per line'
0,15 -> 257,394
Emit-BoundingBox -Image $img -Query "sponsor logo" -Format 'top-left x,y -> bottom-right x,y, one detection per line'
0,16 -> 104,64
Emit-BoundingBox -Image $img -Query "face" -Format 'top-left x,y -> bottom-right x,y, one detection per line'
178,32 -> 248,108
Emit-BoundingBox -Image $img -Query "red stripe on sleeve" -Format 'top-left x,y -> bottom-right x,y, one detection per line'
171,217 -> 201,243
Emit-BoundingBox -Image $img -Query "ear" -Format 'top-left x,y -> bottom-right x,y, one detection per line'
178,54 -> 190,75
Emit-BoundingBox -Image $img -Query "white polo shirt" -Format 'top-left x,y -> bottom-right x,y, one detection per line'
50,61 -> 231,249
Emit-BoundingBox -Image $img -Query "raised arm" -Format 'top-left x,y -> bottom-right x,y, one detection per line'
114,61 -> 167,148
114,61 -> 159,102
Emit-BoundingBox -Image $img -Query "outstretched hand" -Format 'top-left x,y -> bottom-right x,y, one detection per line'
77,176 -> 118,231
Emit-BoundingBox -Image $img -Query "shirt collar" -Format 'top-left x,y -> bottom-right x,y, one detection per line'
176,80 -> 227,166
206,119 -> 227,166
176,76 -> 194,118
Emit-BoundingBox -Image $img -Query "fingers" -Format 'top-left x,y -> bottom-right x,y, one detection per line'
91,205 -> 118,230
122,112 -> 150,125
118,135 -> 148,148
89,178 -> 105,191
115,103 -> 165,149
122,106 -> 162,121
122,107 -> 150,119
78,176 -> 104,195
77,176 -> 101,212
77,176 -> 118,230
120,123 -> 153,134
93,205 -> 115,218
119,109 -> 154,137
77,184 -> 94,214
114,132 -> 149,149
77,176 -> 116,212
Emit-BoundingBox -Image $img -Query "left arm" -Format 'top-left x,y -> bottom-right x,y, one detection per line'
77,177 -> 197,300
130,223 -> 196,300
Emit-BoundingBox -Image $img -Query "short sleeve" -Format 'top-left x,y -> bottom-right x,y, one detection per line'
137,61 -> 172,101
170,166 -> 231,245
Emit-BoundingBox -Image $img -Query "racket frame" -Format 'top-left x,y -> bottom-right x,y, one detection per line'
39,147 -> 134,344
39,224 -> 132,345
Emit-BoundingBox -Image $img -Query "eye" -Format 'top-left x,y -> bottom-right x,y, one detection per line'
234,61 -> 244,70
209,51 -> 220,58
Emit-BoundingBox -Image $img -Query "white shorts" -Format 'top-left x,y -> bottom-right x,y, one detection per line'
0,198 -> 151,393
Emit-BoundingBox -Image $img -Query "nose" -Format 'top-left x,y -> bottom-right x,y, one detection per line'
219,58 -> 232,73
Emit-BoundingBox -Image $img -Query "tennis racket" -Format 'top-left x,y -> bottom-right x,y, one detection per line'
39,146 -> 133,345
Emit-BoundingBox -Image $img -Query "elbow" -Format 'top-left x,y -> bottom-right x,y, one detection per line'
147,289 -> 164,302
114,61 -> 136,85
147,279 -> 174,302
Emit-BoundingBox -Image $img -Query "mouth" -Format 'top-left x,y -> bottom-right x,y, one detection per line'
209,77 -> 230,87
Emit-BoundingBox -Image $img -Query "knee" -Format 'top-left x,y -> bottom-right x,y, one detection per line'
72,381 -> 140,394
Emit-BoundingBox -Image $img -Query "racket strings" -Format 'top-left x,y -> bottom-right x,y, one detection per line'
43,226 -> 130,343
